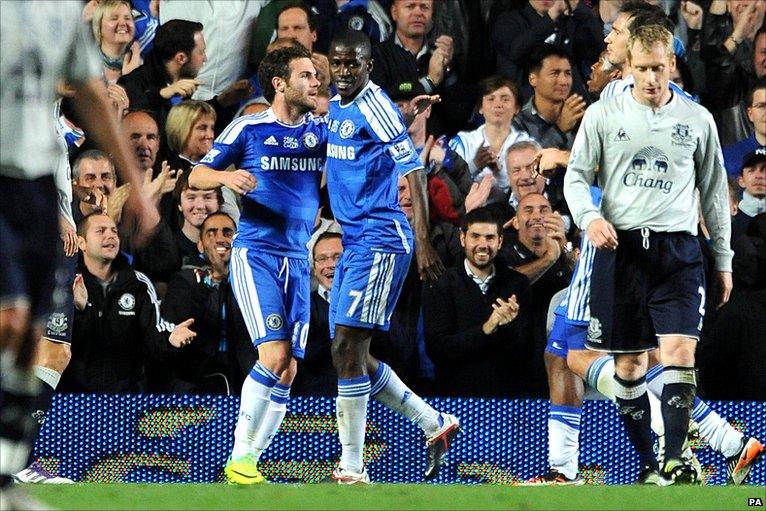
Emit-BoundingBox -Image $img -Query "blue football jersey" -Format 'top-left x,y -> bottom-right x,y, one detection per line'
326,81 -> 422,253
198,109 -> 327,258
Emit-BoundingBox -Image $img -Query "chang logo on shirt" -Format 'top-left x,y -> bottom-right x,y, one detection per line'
327,143 -> 356,160
339,120 -> 355,139
623,146 -> 674,195
303,132 -> 318,149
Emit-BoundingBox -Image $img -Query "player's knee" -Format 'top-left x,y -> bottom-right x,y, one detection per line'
0,308 -> 31,350
660,339 -> 696,367
331,338 -> 364,373
614,355 -> 646,381
278,358 -> 298,385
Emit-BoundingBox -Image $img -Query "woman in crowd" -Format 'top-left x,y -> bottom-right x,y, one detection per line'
165,100 -> 217,172
91,0 -> 142,85
448,76 -> 533,205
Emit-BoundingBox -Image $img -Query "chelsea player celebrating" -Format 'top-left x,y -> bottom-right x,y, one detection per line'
325,30 -> 460,484
190,46 -> 325,484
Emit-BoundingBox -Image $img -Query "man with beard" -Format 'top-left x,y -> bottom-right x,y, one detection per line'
158,212 -> 255,395
423,206 -> 528,397
119,19 -> 251,162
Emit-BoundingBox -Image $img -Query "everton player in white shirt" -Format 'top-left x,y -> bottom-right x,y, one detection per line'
565,25 -> 733,485
324,30 -> 459,485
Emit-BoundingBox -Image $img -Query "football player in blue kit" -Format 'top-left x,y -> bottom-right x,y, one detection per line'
324,30 -> 460,484
190,45 -> 326,484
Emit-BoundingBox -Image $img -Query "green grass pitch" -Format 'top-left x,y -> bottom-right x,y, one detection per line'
26,483 -> 766,510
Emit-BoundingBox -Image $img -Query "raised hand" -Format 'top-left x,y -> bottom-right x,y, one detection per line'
465,173 -> 495,213
557,94 -> 587,133
160,79 -> 201,100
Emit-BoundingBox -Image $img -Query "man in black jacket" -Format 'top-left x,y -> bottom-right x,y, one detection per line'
423,206 -> 530,398
118,20 -> 250,159
157,212 -> 256,395
59,213 -> 196,393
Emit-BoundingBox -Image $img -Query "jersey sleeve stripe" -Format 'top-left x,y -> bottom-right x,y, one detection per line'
217,112 -> 269,145
358,96 -> 396,142
367,91 -> 404,134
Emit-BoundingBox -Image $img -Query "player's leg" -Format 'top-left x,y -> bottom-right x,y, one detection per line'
366,354 -> 459,480
331,324 -> 372,482
226,249 -> 295,484
644,351 -> 762,484
528,317 -> 584,485
0,176 -> 58,492
657,335 -> 699,483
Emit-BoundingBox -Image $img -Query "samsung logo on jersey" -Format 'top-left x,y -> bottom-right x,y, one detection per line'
327,143 -> 356,161
260,157 -> 324,171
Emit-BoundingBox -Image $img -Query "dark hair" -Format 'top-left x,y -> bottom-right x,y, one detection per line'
313,231 -> 343,256
152,19 -> 204,64
258,45 -> 313,103
172,171 -> 224,227
674,55 -> 695,95
620,0 -> 674,33
461,206 -> 503,234
476,75 -> 519,109
750,76 -> 766,106
528,44 -> 572,75
275,1 -> 317,31
77,212 -> 112,238
330,29 -> 372,59
201,211 -> 236,232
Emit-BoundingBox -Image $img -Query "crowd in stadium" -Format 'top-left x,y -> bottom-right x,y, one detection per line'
2,0 -> 765,492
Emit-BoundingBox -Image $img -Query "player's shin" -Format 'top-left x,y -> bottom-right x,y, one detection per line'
548,405 -> 581,480
251,383 -> 290,462
661,366 -> 697,462
369,361 -> 441,435
337,376 -> 370,474
231,362 -> 279,460
614,374 -> 657,470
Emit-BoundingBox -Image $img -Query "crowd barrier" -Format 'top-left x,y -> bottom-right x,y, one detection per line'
33,394 -> 765,485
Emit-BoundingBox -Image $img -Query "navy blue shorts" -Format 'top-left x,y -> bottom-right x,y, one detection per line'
546,313 -> 588,358
42,250 -> 77,344
0,175 -> 59,323
586,229 -> 705,353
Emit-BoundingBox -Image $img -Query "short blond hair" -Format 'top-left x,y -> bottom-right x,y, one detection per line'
165,100 -> 217,155
627,24 -> 674,62
91,0 -> 133,44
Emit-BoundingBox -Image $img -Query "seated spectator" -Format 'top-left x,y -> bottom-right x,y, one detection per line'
59,213 -> 196,394
118,19 -> 251,161
313,0 -> 392,55
585,51 -> 620,102
71,149 -> 131,227
701,3 -> 766,146
500,193 -> 571,396
82,0 -> 159,58
172,172 -> 223,265
422,207 -> 529,398
492,0 -> 603,103
91,0 -> 142,85
732,151 -> 766,244
371,0 -> 461,133
165,100 -> 217,173
723,78 -> 766,178
512,44 -> 584,152
275,2 -> 331,88
294,227 -> 344,396
448,77 -> 533,204
485,140 -> 572,246
699,215 -> 766,401
156,212 -> 256,395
